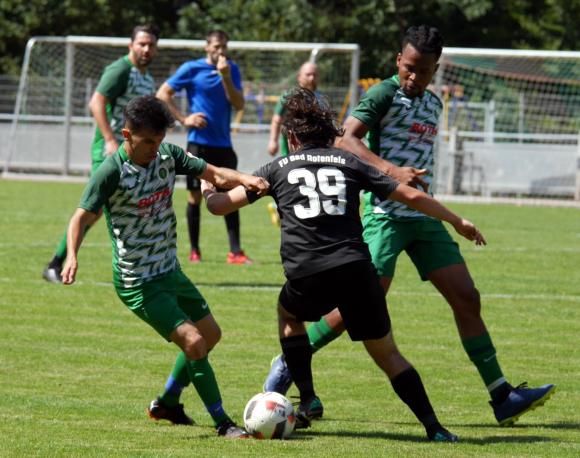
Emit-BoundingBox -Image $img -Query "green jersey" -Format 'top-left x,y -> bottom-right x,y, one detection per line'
79,143 -> 207,288
351,75 -> 442,219
91,56 -> 156,165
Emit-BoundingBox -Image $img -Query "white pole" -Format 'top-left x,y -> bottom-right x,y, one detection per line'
4,38 -> 36,174
63,42 -> 74,175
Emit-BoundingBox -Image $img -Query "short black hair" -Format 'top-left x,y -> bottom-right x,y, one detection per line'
131,24 -> 160,42
124,95 -> 174,134
282,87 -> 343,147
402,25 -> 443,60
206,29 -> 229,43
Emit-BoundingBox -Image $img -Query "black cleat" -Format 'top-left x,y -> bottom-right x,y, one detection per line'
294,395 -> 324,429
216,419 -> 250,438
147,397 -> 194,425
42,266 -> 62,284
428,425 -> 459,442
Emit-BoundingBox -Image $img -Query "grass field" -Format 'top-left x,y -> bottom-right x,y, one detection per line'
1,179 -> 579,457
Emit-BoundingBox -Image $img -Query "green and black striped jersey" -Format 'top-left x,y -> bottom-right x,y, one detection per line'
79,143 -> 207,288
351,75 -> 442,219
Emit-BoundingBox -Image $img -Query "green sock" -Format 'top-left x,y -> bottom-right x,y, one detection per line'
159,352 -> 191,407
54,231 -> 68,259
186,355 -> 229,426
462,332 -> 509,402
307,317 -> 341,353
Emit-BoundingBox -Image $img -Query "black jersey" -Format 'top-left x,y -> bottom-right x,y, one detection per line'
248,145 -> 399,279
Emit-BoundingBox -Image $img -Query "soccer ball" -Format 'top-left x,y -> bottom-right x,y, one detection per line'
243,391 -> 296,439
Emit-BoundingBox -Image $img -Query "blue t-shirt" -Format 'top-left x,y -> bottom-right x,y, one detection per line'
167,58 -> 243,147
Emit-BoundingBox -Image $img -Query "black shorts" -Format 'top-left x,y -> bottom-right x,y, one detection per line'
186,143 -> 238,190
278,260 -> 391,341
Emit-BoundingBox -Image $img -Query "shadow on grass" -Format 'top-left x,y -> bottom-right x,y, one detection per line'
294,428 -> 554,444
447,421 -> 580,431
196,281 -> 282,289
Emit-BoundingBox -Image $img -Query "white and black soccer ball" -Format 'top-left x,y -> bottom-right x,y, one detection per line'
243,391 -> 296,439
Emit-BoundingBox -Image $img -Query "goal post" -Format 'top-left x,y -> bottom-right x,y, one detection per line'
433,47 -> 580,202
4,36 -> 359,175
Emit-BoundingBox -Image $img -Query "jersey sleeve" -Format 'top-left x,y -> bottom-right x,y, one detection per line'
166,62 -> 193,92
348,153 -> 399,201
95,58 -> 130,102
78,157 -> 120,213
274,91 -> 288,116
349,79 -> 397,128
245,163 -> 271,203
168,144 -> 207,176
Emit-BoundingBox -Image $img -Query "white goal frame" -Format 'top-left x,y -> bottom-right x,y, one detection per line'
432,47 -> 580,204
4,36 -> 360,175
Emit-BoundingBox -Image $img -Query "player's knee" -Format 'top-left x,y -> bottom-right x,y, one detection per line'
206,325 -> 222,350
182,333 -> 207,360
454,286 -> 481,317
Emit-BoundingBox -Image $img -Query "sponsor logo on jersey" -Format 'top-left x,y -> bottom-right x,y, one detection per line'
159,168 -> 167,179
137,187 -> 171,208
409,122 -> 438,136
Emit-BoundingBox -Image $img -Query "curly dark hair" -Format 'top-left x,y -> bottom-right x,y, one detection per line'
124,95 -> 175,133
402,25 -> 443,60
281,87 -> 343,147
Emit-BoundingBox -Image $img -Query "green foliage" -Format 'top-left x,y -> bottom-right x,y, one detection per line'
1,0 -> 580,76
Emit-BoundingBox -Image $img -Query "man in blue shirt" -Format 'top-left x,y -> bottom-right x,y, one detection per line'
157,30 -> 251,265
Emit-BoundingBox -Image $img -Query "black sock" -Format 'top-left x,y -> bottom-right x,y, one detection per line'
224,211 -> 241,253
48,255 -> 64,269
280,334 -> 314,402
186,203 -> 200,251
391,368 -> 441,434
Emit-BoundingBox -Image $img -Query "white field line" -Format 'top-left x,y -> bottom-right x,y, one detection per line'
2,277 -> 579,303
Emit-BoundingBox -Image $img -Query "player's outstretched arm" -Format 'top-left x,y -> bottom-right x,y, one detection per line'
337,116 -> 429,191
200,164 -> 269,195
201,180 -> 250,215
61,208 -> 100,285
268,114 -> 282,156
389,184 -> 486,245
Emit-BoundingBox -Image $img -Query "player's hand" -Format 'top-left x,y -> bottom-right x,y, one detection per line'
217,54 -> 231,78
267,139 -> 279,156
201,179 -> 217,194
183,113 -> 207,129
104,139 -> 119,156
242,175 -> 269,196
453,219 -> 487,246
61,257 -> 78,285
387,166 -> 429,192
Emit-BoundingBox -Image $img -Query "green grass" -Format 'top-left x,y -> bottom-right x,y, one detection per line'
0,178 -> 579,457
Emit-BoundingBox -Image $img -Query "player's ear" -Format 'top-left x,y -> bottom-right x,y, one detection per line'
121,128 -> 131,140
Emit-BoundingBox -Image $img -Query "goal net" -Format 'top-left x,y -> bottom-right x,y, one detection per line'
3,36 -> 359,175
433,48 -> 580,202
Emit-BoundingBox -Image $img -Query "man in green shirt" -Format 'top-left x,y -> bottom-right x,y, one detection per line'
43,24 -> 159,283
264,25 -> 555,428
61,95 -> 268,437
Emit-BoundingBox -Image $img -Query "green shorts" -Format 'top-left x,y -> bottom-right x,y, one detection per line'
362,215 -> 464,280
116,269 -> 211,341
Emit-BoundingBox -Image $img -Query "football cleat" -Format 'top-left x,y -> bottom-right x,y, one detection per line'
42,266 -> 62,284
267,202 -> 280,227
216,419 -> 250,438
491,382 -> 556,426
147,397 -> 195,425
226,250 -> 253,265
428,426 -> 459,442
294,396 -> 324,429
188,249 -> 201,263
263,354 -> 293,395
